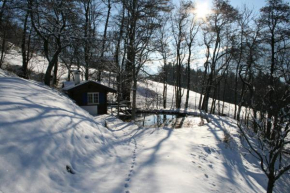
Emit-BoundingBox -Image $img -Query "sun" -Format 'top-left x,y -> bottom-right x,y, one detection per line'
193,2 -> 211,20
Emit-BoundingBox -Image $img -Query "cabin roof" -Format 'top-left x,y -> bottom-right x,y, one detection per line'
63,80 -> 117,93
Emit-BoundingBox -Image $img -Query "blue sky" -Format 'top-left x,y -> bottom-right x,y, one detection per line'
232,0 -> 290,7
174,0 -> 290,12
229,0 -> 289,12
145,0 -> 290,74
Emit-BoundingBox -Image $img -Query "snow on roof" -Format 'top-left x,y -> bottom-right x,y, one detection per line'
62,80 -> 116,92
62,81 -> 75,89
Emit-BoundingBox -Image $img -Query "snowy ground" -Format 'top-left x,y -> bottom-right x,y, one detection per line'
102,114 -> 267,193
1,48 -> 290,192
1,69 -> 290,193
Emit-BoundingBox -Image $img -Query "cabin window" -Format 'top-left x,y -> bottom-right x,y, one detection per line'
87,92 -> 99,104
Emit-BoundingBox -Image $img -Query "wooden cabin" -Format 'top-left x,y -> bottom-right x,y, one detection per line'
63,80 -> 116,115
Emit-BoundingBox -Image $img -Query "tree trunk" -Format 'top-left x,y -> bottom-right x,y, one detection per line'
185,47 -> 191,109
201,76 -> 212,112
115,5 -> 125,117
44,48 -> 61,86
222,71 -> 227,114
132,65 -> 137,120
267,174 -> 275,193
237,83 -> 246,121
21,11 -> 29,78
266,30 -> 275,139
98,0 -> 111,81
0,30 -> 6,68
53,57 -> 58,85
123,0 -> 137,101
0,0 -> 7,26
84,1 -> 90,81
198,47 -> 210,110
163,68 -> 167,108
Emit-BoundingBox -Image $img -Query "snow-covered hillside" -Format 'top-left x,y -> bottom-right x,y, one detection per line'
136,80 -> 249,118
3,48 -> 245,118
0,69 -> 132,192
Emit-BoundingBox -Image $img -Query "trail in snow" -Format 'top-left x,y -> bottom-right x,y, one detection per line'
124,131 -> 139,193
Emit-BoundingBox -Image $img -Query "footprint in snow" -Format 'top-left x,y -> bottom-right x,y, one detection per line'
204,174 -> 209,178
125,138 -> 138,192
207,148 -> 211,154
210,182 -> 216,187
66,165 -> 75,174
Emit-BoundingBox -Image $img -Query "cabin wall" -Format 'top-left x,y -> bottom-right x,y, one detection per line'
67,82 -> 109,115
80,105 -> 98,116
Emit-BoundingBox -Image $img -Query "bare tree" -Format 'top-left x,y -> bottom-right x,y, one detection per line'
184,8 -> 199,109
19,1 -> 37,79
121,0 -> 171,107
171,0 -> 192,109
200,0 -> 238,112
97,0 -> 112,81
0,0 -> 13,69
155,15 -> 171,109
231,6 -> 256,120
259,0 -> 290,139
238,103 -> 290,193
28,0 -> 79,86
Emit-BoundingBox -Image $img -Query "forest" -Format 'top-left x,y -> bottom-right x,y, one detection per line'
0,1 -> 290,192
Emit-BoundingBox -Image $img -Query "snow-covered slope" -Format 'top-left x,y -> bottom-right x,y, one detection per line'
0,69 -> 133,193
136,80 -> 249,118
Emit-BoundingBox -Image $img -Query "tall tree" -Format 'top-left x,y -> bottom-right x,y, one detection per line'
232,6 -> 255,120
0,0 -> 13,69
155,15 -> 171,109
20,0 -> 36,79
259,0 -> 290,139
200,0 -> 238,112
171,0 -> 191,109
121,0 -> 171,102
79,0 -> 101,81
97,0 -> 112,81
184,6 -> 199,109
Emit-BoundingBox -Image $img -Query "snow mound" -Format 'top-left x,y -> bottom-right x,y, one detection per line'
0,70 -> 118,193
